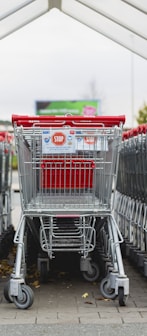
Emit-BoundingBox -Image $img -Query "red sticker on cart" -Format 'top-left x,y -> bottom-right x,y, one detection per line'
76,133 -> 108,151
84,136 -> 95,145
51,132 -> 66,146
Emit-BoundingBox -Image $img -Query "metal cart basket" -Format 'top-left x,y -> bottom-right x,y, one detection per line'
5,114 -> 129,309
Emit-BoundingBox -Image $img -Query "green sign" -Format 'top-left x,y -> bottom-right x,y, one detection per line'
36,100 -> 101,116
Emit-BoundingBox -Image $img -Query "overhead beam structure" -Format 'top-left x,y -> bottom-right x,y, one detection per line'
0,0 -> 147,59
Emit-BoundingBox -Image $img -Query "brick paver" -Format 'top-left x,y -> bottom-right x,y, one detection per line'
0,258 -> 147,325
0,174 -> 147,326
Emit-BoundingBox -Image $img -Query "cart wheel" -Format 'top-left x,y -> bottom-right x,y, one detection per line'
40,261 -> 48,284
82,261 -> 100,282
3,281 -> 13,303
100,277 -> 116,300
118,287 -> 127,306
13,285 -> 34,309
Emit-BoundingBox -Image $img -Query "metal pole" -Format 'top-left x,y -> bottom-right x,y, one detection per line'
131,35 -> 134,128
131,51 -> 134,128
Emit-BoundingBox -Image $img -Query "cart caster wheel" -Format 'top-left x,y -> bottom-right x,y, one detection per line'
118,287 -> 127,306
82,262 -> 100,282
100,277 -> 116,300
40,261 -> 49,284
3,281 -> 13,303
13,285 -> 34,309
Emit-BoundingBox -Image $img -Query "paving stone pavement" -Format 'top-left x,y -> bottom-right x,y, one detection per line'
1,171 -> 147,332
0,258 -> 147,326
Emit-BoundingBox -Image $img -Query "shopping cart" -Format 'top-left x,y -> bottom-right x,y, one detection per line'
4,114 -> 129,309
0,131 -> 14,259
115,125 -> 147,275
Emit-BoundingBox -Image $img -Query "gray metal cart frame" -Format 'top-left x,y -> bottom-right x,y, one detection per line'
5,114 -> 129,309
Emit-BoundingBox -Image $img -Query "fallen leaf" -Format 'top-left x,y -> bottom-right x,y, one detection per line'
84,301 -> 93,305
82,292 -> 89,298
58,272 -> 67,278
32,280 -> 40,287
96,297 -> 111,301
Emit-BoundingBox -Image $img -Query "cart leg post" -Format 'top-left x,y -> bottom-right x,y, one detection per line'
100,215 -> 129,305
80,257 -> 92,272
10,215 -> 26,296
38,256 -> 49,283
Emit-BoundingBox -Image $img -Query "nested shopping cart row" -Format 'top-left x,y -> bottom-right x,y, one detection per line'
0,132 -> 14,259
115,124 -> 147,275
4,114 -> 129,309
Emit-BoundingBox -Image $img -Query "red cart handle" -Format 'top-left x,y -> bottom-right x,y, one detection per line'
0,131 -> 13,143
12,114 -> 125,128
123,124 -> 147,140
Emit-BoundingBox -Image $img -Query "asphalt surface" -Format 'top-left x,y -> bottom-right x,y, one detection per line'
0,324 -> 147,336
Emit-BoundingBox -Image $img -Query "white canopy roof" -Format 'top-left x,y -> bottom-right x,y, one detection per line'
0,0 -> 147,59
